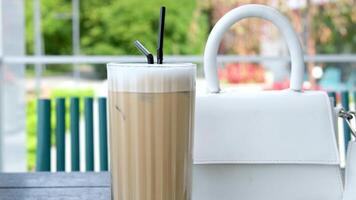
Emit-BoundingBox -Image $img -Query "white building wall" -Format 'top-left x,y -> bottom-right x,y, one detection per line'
0,0 -> 3,172
0,0 -> 26,172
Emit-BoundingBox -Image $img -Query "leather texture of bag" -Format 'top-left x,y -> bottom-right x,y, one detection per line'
192,4 -> 353,200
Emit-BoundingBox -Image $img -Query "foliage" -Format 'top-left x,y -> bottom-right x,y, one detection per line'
26,99 -> 37,171
310,0 -> 355,53
208,0 -> 355,55
25,0 -> 209,56
26,89 -> 94,171
25,0 -> 73,55
24,0 -> 355,57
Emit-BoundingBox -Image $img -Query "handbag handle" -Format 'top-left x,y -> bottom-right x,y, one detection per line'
204,4 -> 305,93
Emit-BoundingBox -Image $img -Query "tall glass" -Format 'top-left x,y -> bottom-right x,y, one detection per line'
107,63 -> 196,200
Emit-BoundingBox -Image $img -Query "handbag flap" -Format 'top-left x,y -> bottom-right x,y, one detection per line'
194,90 -> 340,165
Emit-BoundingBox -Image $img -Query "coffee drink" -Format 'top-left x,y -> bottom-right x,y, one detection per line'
107,63 -> 196,200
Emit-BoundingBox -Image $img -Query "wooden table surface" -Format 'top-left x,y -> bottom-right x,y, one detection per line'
0,172 -> 111,200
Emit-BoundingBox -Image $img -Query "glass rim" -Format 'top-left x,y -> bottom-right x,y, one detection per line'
107,62 -> 196,68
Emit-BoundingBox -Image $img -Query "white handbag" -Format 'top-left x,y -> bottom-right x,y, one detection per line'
344,140 -> 356,200
192,4 -> 353,200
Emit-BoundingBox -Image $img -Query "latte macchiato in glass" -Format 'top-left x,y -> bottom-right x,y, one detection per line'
107,63 -> 196,200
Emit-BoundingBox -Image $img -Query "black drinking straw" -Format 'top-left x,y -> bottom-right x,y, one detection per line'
157,6 -> 166,64
134,40 -> 154,64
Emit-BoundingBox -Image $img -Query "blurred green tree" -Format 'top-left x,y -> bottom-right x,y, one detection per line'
310,0 -> 355,54
25,0 -> 209,56
26,0 -> 73,55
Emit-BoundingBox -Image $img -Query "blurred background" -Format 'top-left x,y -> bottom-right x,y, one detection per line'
0,0 -> 354,172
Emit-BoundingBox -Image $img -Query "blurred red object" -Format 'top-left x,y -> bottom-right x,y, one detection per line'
265,79 -> 322,90
218,63 -> 265,84
269,79 -> 290,90
218,67 -> 228,82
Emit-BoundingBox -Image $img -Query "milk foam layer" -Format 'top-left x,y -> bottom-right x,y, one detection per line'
107,63 -> 196,93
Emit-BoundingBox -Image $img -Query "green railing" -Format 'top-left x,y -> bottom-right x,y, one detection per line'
36,97 -> 108,172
